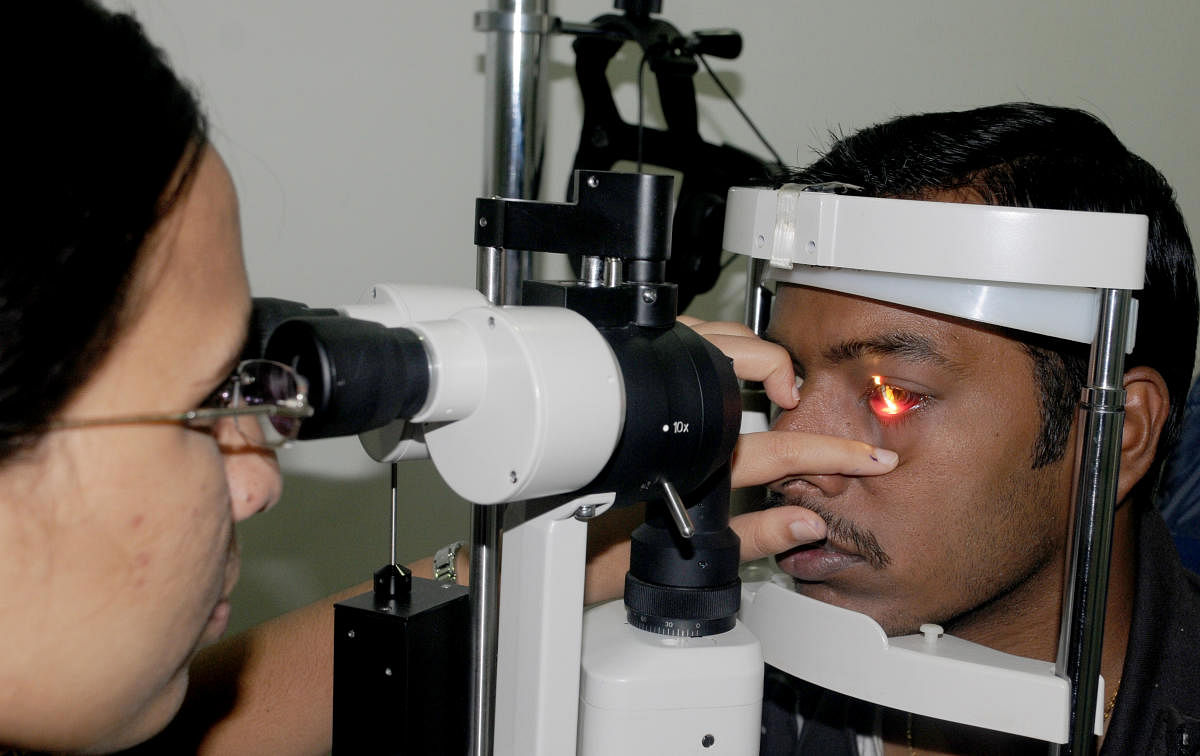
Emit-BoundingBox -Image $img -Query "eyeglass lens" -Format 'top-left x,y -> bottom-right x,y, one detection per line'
232,360 -> 306,447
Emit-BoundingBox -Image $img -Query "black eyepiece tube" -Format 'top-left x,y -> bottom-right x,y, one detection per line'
264,316 -> 431,440
247,297 -> 340,360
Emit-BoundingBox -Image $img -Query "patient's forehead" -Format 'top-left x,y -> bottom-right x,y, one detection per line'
768,283 -> 1019,368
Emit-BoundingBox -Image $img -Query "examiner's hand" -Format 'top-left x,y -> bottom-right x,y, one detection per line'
585,500 -> 829,605
583,318 -> 899,604
679,316 -> 800,415
678,316 -> 898,488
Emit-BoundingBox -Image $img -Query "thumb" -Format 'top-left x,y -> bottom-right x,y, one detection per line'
731,505 -> 826,562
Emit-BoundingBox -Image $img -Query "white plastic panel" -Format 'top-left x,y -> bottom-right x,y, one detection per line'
579,601 -> 763,755
764,266 -> 1139,350
351,283 -> 491,462
423,305 -> 625,504
494,497 -> 605,756
724,187 -> 1147,290
740,580 -> 1105,743
348,285 -> 625,500
340,283 -> 489,325
404,318 -> 487,423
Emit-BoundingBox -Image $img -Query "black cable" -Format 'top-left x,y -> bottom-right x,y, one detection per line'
696,52 -> 784,166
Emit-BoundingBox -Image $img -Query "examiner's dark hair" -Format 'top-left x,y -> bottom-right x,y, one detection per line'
1,1 -> 207,462
782,103 -> 1198,490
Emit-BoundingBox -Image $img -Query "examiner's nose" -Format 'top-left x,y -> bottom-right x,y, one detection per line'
215,417 -> 284,522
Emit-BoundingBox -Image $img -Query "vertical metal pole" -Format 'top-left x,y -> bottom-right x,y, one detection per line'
477,0 -> 551,304
473,3 -> 552,754
467,502 -> 505,756
477,246 -> 508,305
470,246 -> 507,756
390,463 -> 398,566
1053,288 -> 1133,755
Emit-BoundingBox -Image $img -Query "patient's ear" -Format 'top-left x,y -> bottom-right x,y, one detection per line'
1116,366 -> 1170,501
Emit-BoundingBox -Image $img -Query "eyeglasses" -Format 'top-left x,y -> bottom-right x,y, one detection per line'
49,359 -> 315,449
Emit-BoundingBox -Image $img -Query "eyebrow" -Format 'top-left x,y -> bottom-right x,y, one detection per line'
765,330 -> 964,373
823,332 -> 956,368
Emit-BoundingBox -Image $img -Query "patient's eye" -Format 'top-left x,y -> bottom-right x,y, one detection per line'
867,376 -> 925,419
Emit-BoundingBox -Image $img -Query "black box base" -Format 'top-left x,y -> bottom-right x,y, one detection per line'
332,577 -> 470,754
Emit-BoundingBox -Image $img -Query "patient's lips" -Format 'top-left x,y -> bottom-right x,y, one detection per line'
777,541 -> 865,582
770,480 -> 864,582
769,477 -> 891,579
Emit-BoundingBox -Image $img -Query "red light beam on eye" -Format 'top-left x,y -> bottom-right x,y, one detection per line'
870,375 -> 917,417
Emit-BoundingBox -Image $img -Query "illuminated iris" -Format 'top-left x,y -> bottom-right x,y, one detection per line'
869,375 -> 923,418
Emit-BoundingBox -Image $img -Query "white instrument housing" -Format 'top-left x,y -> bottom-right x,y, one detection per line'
349,283 -> 625,504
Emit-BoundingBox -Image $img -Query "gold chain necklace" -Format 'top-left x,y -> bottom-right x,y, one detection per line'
1104,678 -> 1122,721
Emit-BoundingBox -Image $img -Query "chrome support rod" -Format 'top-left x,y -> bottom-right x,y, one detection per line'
477,245 -> 508,305
476,0 -> 552,305
390,463 -> 398,566
470,244 -> 507,756
468,502 -> 505,756
1053,288 -> 1133,756
472,3 -> 552,754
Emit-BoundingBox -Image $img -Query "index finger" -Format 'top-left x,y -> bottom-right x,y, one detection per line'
677,320 -> 800,410
731,430 -> 898,489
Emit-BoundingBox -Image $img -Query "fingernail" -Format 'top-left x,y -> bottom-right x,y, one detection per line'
789,517 -> 825,542
870,448 -> 899,467
791,375 -> 803,403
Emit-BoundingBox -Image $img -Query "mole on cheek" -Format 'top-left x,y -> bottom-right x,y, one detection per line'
130,514 -> 144,529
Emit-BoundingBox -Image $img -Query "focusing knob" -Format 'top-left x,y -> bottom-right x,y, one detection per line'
623,573 -> 739,638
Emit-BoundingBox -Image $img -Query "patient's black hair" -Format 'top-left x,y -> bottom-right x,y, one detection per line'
781,103 -> 1197,487
1,0 -> 208,463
